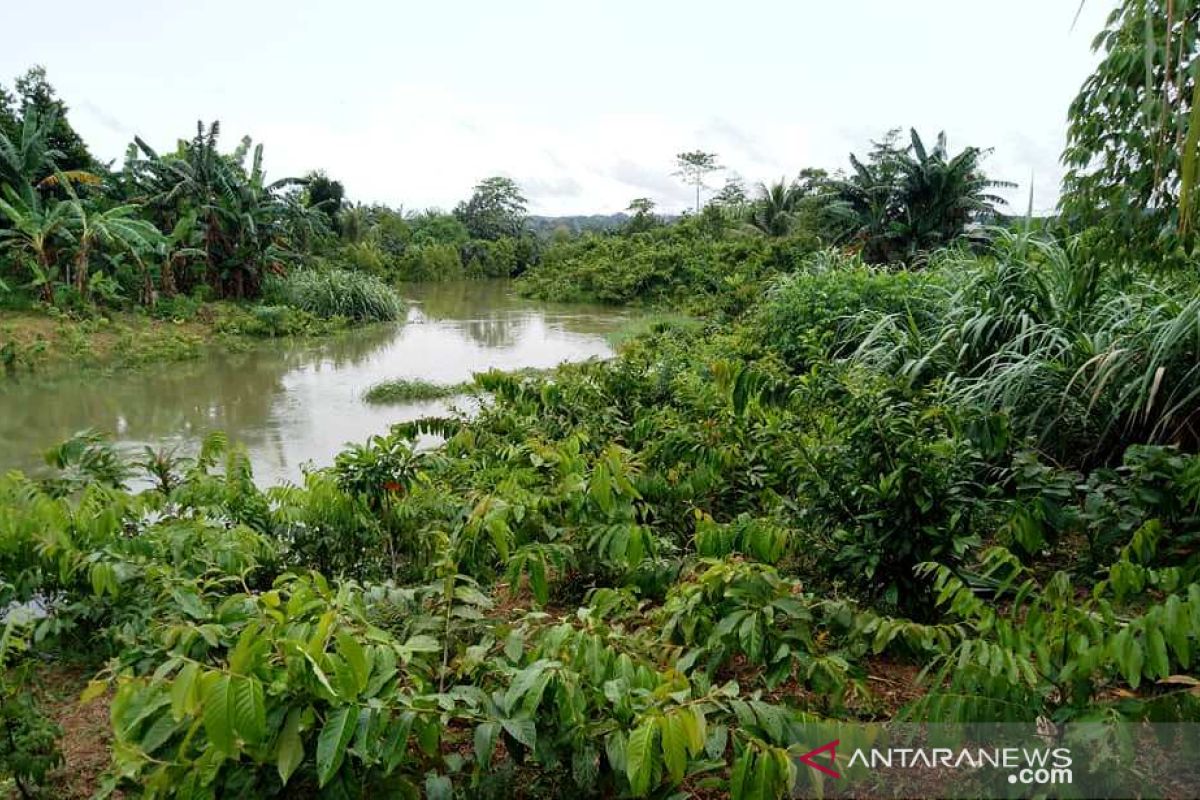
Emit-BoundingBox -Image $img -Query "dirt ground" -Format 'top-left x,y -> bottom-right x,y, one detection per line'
27,663 -> 114,800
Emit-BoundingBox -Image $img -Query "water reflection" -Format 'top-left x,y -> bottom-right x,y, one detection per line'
0,280 -> 634,485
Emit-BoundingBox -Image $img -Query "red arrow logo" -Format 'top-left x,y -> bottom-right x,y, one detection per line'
798,740 -> 841,778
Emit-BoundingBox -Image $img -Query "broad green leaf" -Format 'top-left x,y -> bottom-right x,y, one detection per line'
336,633 -> 369,695
425,773 -> 453,800
626,720 -> 658,797
232,676 -> 266,745
201,673 -> 235,754
658,713 -> 687,783
474,721 -> 500,766
276,708 -> 304,786
170,662 -> 200,721
501,716 -> 537,749
316,706 -> 358,787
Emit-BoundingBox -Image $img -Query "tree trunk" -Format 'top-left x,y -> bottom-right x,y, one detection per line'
38,253 -> 54,304
75,243 -> 89,295
161,256 -> 177,297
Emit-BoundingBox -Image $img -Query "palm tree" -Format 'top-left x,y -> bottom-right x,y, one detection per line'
0,185 -> 69,301
748,179 -> 801,237
827,155 -> 900,263
827,129 -> 1011,265
891,130 -> 1013,260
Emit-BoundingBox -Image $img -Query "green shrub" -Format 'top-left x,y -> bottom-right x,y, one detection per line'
0,616 -> 63,800
462,238 -> 518,278
149,293 -> 204,321
394,242 -> 463,282
752,250 -> 945,370
517,221 -> 818,307
788,373 -> 995,615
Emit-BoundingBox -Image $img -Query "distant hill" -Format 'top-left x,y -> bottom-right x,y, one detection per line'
527,213 -> 629,236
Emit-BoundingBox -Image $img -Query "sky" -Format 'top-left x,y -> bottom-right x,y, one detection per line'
3,0 -> 1111,216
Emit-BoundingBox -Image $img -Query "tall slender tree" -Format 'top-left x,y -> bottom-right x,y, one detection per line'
672,151 -> 723,213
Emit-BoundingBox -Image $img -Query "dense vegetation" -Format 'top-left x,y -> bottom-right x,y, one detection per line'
517,128 -> 1009,309
5,2 -> 1200,798
0,68 -> 540,367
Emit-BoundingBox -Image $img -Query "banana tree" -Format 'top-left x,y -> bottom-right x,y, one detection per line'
0,110 -> 62,204
0,185 -> 68,302
59,173 -> 163,294
124,121 -> 301,298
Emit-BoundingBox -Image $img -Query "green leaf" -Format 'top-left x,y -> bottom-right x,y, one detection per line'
503,631 -> 524,663
316,706 -> 358,787
233,676 -> 266,744
201,673 -> 235,754
501,717 -> 537,749
276,708 -> 304,786
658,714 -> 687,784
1146,625 -> 1170,680
626,720 -> 658,797
529,557 -> 548,605
730,747 -> 754,800
1164,594 -> 1191,668
170,662 -> 199,721
473,721 -> 500,768
425,773 -> 453,800
140,712 -> 180,754
336,633 -> 369,695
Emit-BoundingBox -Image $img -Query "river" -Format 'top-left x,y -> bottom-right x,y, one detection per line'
0,281 -> 636,485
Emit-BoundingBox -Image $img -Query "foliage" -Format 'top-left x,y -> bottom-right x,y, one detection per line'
518,217 -> 818,308
673,151 -> 723,213
751,248 -> 945,370
275,269 -> 403,322
454,177 -> 528,242
1062,0 -> 1200,267
0,613 -> 63,800
302,170 -> 344,228
363,378 -> 472,404
7,14 -> 1200,797
827,128 -> 1011,264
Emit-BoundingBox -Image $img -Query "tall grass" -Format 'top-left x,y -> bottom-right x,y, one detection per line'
274,269 -> 404,322
849,230 -> 1200,462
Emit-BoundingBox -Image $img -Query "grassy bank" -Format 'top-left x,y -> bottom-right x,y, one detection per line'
0,270 -> 407,374
0,303 -> 363,374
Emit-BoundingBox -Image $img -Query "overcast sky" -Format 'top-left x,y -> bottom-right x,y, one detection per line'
3,0 -> 1110,216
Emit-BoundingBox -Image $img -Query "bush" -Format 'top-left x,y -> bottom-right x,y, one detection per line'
462,238 -> 518,278
752,250 -> 945,370
789,372 -> 995,615
394,243 -> 463,282
236,304 -> 339,337
276,269 -> 404,321
149,292 -> 204,321
0,616 -> 63,800
517,221 -> 818,307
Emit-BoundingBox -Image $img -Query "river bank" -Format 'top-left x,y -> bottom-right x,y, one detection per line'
0,302 -> 378,375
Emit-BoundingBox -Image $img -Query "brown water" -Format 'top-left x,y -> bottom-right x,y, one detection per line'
0,281 -> 636,485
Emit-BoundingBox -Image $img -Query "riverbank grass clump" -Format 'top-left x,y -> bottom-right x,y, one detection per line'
272,269 -> 405,322
363,377 -> 472,404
